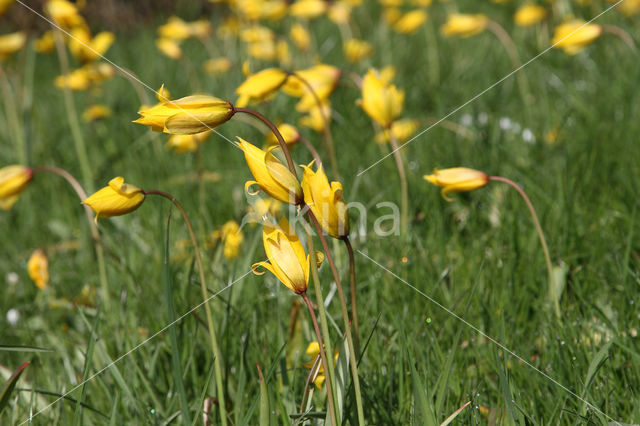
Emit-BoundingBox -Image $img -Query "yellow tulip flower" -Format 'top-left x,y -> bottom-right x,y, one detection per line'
514,4 -> 547,27
213,220 -> 244,260
301,162 -> 350,238
69,27 -> 115,63
441,14 -> 488,38
158,16 -> 192,40
328,1 -> 352,24
28,249 -> 49,290
235,68 -> 289,107
424,167 -> 489,201
374,119 -> 420,144
0,165 -> 33,211
265,123 -> 300,146
166,130 -> 212,154
252,217 -> 323,294
290,23 -> 311,51
343,38 -> 373,63
303,341 -> 339,388
237,138 -> 303,204
299,101 -> 331,132
34,31 -> 55,54
44,0 -> 84,29
289,0 -> 327,19
552,20 -> 602,55
82,104 -> 112,122
281,64 -> 341,112
392,9 -> 428,34
203,57 -> 232,75
133,94 -> 234,134
0,32 -> 26,60
156,37 -> 182,60
82,176 -> 146,220
360,69 -> 405,128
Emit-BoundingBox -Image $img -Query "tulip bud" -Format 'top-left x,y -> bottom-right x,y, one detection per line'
28,249 -> 49,290
0,165 -> 33,211
82,176 -> 145,220
424,167 -> 489,201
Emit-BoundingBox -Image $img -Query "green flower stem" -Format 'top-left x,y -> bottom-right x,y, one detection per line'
488,176 -> 555,315
305,227 -> 339,424
305,207 -> 365,426
289,72 -> 339,179
342,236 -> 359,354
603,25 -> 638,52
32,166 -> 109,309
144,190 -> 227,426
486,20 -> 532,107
300,292 -> 338,426
0,65 -> 26,165
387,127 -> 409,236
52,29 -> 93,191
234,107 -> 297,179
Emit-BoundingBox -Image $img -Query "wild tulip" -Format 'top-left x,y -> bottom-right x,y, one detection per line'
27,249 -> 49,290
360,69 -> 404,128
514,4 -> 547,27
0,165 -> 33,210
82,176 -> 145,220
424,167 -> 489,201
552,20 -> 602,55
441,14 -> 488,38
301,162 -> 350,238
235,68 -> 289,107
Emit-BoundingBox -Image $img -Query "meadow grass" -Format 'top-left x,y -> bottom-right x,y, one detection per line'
1,1 -> 639,424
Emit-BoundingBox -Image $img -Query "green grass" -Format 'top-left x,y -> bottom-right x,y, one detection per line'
1,1 -> 640,424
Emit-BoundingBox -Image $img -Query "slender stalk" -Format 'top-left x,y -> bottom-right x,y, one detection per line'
52,29 -> 93,191
115,67 -> 150,106
342,236 -> 359,354
234,107 -> 297,178
289,72 -> 339,179
489,176 -> 555,314
300,292 -> 337,426
305,207 -> 365,426
144,190 -> 227,426
33,166 -> 109,309
387,127 -> 409,235
603,25 -> 637,53
0,65 -> 26,164
486,20 -> 532,106
298,136 -> 323,168
306,226 -> 339,423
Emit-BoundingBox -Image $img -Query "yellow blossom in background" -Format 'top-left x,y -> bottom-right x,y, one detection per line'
247,39 -> 277,61
0,0 -> 14,16
156,38 -> 182,60
133,95 -> 234,134
166,130 -> 212,154
360,69 -> 405,127
299,101 -> 331,132
44,0 -> 84,29
552,20 -> 602,55
514,4 -> 547,27
245,196 -> 283,224
328,1 -> 353,24
289,0 -> 327,19
303,342 -> 338,388
252,217 -> 323,294
82,104 -> 112,122
69,27 -> 115,63
441,14 -> 488,38
375,118 -> 420,144
0,32 -> 26,60
343,38 -> 373,63
55,63 -> 114,90
618,0 -> 640,16
241,25 -> 275,43
301,162 -> 350,238
237,137 -> 303,204
218,16 -> 241,39
236,68 -> 289,107
383,7 -> 402,24
282,64 -> 341,112
0,165 -> 33,211
158,16 -> 191,40
392,9 -> 428,34
213,220 -> 244,260
276,39 -> 292,66
424,167 -> 489,201
265,123 -> 300,146
203,57 -> 232,75
82,176 -> 146,220
35,31 -> 55,53
28,249 -> 49,290
290,23 -> 311,51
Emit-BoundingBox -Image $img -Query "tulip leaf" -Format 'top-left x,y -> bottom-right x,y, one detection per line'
0,345 -> 51,353
0,361 -> 30,415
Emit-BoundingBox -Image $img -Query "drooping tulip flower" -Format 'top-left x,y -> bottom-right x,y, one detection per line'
0,32 -> 26,60
374,119 -> 420,144
441,14 -> 488,38
156,38 -> 183,60
392,9 -> 428,34
301,162 -> 350,238
237,138 -> 303,204
289,0 -> 327,19
0,165 -> 33,210
68,27 -> 115,63
252,216 -> 323,294
133,95 -> 234,134
424,167 -> 489,201
552,20 -> 602,55
82,176 -> 145,220
27,249 -> 49,290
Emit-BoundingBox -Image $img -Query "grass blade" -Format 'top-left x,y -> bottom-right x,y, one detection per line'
440,401 -> 470,426
0,345 -> 51,353
257,363 -> 270,426
0,361 -> 30,415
